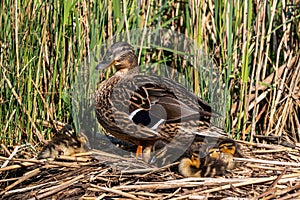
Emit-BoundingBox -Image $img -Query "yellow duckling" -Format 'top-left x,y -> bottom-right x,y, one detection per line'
179,139 -> 243,177
178,151 -> 201,177
179,150 -> 229,177
217,138 -> 243,170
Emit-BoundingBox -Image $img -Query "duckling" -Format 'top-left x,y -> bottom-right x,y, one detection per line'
178,139 -> 243,177
207,146 -> 220,159
217,138 -> 243,170
38,129 -> 90,159
218,151 -> 235,170
178,151 -> 201,177
200,154 -> 227,177
218,138 -> 242,157
178,150 -> 228,177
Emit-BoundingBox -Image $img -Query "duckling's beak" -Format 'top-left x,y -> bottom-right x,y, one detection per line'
95,59 -> 116,70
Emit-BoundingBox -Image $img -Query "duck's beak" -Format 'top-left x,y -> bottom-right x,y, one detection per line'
95,59 -> 116,70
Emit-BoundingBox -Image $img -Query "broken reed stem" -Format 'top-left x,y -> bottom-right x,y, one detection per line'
90,184 -> 140,200
28,174 -> 85,200
197,173 -> 300,195
246,163 -> 300,172
3,181 -> 59,195
1,144 -> 32,168
234,157 -> 300,167
110,173 -> 300,192
257,167 -> 288,199
0,162 -> 36,172
1,168 -> 41,195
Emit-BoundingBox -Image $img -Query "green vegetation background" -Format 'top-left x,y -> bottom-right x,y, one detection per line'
1,0 -> 299,147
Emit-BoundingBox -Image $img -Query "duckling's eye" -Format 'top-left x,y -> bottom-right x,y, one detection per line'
228,146 -> 234,150
192,153 -> 199,159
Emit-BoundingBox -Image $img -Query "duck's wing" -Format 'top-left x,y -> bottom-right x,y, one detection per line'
114,75 -> 215,129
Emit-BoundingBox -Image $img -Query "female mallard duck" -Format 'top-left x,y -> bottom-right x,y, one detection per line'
94,42 -> 226,163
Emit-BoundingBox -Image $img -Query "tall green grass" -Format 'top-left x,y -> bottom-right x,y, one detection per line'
0,0 -> 299,147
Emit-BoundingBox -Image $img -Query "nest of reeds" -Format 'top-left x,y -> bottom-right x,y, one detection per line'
1,137 -> 300,200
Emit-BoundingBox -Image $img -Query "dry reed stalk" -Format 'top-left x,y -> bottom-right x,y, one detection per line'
256,167 -> 288,199
234,157 -> 300,167
197,173 -> 300,195
1,140 -> 300,199
4,181 -> 59,195
1,168 -> 41,195
90,184 -> 140,200
29,174 -> 85,200
0,162 -> 36,172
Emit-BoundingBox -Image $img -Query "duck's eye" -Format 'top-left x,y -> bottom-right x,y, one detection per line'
106,54 -> 114,62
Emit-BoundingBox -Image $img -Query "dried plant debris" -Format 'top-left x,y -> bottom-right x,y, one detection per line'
1,138 -> 300,199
